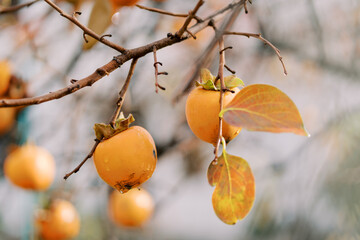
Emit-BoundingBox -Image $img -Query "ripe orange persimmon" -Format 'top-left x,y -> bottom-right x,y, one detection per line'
186,86 -> 241,145
110,0 -> 140,8
108,188 -> 154,227
4,144 -> 56,190
0,60 -> 11,96
0,107 -> 16,135
93,126 -> 157,193
35,199 -> 80,240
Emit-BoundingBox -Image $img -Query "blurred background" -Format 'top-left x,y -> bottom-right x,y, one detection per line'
0,0 -> 359,239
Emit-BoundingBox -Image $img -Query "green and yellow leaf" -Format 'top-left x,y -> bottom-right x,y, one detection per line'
207,153 -> 255,224
221,84 -> 309,136
197,68 -> 244,90
216,75 -> 244,89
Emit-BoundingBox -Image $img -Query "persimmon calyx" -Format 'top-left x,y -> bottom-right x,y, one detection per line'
196,68 -> 244,90
94,113 -> 135,140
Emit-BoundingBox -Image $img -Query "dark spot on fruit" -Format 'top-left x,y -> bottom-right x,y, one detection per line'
153,149 -> 156,158
114,173 -> 149,193
124,184 -> 133,190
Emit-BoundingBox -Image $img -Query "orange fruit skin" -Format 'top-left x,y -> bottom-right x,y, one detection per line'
110,0 -> 140,7
4,144 -> 56,190
185,87 -> 241,145
0,61 -> 11,96
0,107 -> 16,135
108,188 -> 154,227
35,199 -> 80,240
93,126 -> 157,193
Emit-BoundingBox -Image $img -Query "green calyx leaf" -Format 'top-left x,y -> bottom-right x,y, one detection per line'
94,113 -> 135,140
216,75 -> 245,89
196,79 -> 218,90
196,68 -> 218,90
196,68 -> 245,91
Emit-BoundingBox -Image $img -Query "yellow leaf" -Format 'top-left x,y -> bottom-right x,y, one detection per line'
221,84 -> 309,136
83,0 -> 112,50
207,153 -> 255,224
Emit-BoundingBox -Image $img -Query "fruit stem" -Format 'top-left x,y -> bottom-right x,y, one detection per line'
110,58 -> 138,128
213,36 -> 226,162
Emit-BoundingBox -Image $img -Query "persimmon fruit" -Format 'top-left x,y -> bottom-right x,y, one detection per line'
108,188 -> 154,227
93,126 -> 157,193
35,199 -> 80,240
0,107 -> 16,135
4,144 -> 56,190
110,0 -> 140,8
186,86 -> 241,145
0,60 -> 11,96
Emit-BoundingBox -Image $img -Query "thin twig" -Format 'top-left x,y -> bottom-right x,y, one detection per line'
224,64 -> 236,74
0,1 -> 246,108
0,0 -> 40,14
63,139 -> 100,180
136,4 -> 188,18
153,47 -> 166,93
224,31 -> 288,75
213,37 -> 226,163
110,58 -> 138,127
43,0 -> 127,54
244,0 -> 249,14
176,0 -> 204,38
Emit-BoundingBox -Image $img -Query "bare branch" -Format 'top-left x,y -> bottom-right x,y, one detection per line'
110,58 -> 139,127
153,47 -> 167,93
224,64 -> 236,74
43,0 -> 127,54
224,31 -> 288,75
136,4 -> 188,18
0,0 -> 40,15
176,0 -> 204,38
0,0 -> 249,108
63,139 -> 100,180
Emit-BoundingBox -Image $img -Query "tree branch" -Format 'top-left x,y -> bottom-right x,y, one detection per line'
43,0 -> 127,54
224,31 -> 288,75
0,0 -> 246,108
136,4 -> 188,18
175,0 -> 204,38
0,0 -> 40,15
153,47 -> 167,93
63,139 -> 100,180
